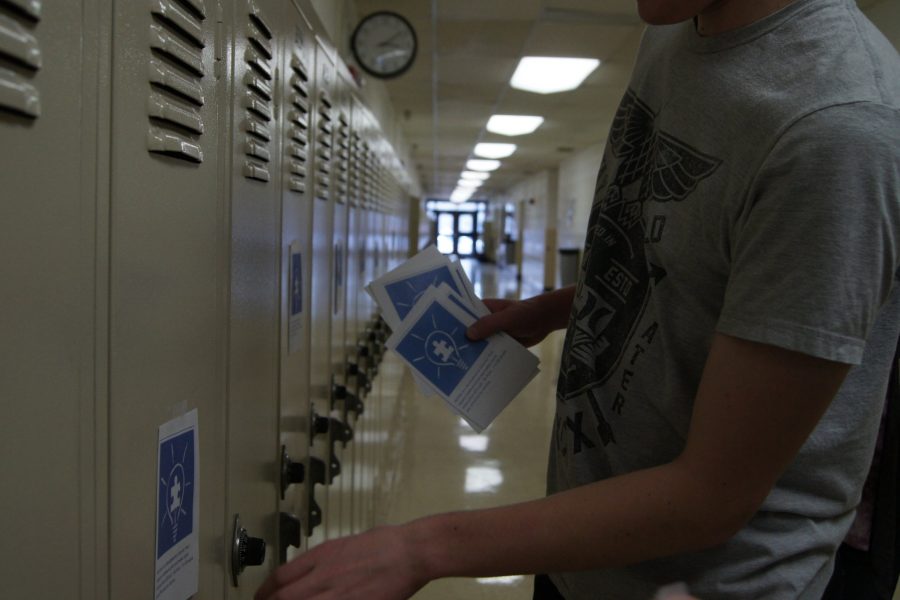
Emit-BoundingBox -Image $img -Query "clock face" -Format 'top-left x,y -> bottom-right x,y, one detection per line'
351,11 -> 418,79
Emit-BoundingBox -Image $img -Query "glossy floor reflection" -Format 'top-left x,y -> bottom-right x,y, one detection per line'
382,259 -> 563,599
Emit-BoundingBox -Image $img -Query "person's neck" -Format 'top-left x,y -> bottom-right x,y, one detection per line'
695,0 -> 799,35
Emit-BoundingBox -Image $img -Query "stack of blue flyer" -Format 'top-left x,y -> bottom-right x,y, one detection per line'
366,246 -> 539,432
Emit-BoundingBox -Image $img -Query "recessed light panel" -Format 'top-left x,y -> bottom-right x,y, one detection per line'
466,159 -> 501,172
486,114 -> 544,137
450,188 -> 474,203
511,57 -> 600,94
457,179 -> 482,188
474,143 -> 517,159
461,171 -> 490,181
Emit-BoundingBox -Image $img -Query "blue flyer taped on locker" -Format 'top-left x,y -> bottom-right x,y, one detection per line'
386,287 -> 539,432
155,409 -> 199,600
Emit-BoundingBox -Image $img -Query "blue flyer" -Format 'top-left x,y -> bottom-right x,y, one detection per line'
394,300 -> 487,396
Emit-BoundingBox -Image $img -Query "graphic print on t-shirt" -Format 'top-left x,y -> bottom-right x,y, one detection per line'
556,90 -> 721,450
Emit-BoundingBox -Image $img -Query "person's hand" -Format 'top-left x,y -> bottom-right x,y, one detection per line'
255,526 -> 428,600
466,288 -> 574,347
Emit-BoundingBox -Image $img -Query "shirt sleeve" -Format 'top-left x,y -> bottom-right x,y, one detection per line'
716,102 -> 900,365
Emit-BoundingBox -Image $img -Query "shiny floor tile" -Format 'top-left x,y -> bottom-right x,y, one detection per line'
382,260 -> 564,599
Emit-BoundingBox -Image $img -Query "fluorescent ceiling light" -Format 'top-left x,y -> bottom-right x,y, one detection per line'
511,56 -> 600,94
461,171 -> 490,181
457,179 -> 482,188
474,143 -> 517,159
450,188 -> 474,203
486,114 -> 544,137
466,159 -> 500,172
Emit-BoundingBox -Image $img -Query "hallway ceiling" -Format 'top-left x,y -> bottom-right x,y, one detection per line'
351,0 -> 644,201
350,0 -> 887,202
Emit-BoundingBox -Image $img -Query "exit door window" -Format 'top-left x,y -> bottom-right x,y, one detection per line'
437,213 -> 455,254
458,213 -> 474,234
426,199 -> 488,259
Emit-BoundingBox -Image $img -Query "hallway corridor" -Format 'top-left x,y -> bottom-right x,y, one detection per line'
381,259 -> 564,599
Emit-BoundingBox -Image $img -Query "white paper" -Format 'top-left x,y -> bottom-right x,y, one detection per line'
386,287 -> 538,431
155,409 -> 199,600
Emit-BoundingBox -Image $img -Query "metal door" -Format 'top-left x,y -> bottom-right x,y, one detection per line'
329,67 -> 354,539
105,0 -> 228,598
0,1 -> 107,597
277,0 -> 315,564
306,34 -> 336,546
225,0 -> 284,594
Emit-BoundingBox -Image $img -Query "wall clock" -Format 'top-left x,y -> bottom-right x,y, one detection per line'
350,11 -> 418,79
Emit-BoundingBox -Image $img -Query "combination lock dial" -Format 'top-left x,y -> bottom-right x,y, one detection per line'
231,514 -> 266,586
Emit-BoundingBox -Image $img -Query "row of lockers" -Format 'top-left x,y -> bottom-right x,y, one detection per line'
1,0 -> 419,598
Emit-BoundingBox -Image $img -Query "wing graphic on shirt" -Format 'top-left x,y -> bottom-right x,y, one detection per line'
556,89 -> 722,445
641,132 -> 722,203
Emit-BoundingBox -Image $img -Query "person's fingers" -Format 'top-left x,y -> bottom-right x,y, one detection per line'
481,298 -> 513,312
255,557 -> 316,600
467,312 -> 508,340
466,299 -> 515,340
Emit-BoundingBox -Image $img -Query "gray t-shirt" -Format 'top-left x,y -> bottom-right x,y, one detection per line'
548,1 -> 900,598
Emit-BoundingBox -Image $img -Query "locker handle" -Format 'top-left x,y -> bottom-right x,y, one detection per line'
305,457 -> 326,537
331,383 -> 354,420
310,413 -> 352,483
280,445 -> 303,499
279,512 -> 302,563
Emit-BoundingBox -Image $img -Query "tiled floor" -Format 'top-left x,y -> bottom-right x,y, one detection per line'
382,260 -> 562,599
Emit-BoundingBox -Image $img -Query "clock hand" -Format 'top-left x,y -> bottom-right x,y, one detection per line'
377,31 -> 404,47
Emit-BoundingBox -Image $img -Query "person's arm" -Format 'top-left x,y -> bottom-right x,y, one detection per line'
465,285 -> 576,346
256,333 -> 850,600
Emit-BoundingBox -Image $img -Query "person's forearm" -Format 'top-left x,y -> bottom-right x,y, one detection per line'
405,457 -> 752,580
534,285 -> 576,331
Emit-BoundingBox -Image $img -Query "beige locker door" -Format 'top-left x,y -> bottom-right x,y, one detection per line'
345,102 -> 367,536
224,0 -> 284,594
328,74 -> 353,539
105,0 -> 228,598
307,35 -> 336,546
277,4 -> 316,563
0,1 -> 106,598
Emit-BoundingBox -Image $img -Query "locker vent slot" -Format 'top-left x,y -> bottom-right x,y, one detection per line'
336,113 -> 350,203
151,0 -> 203,47
0,3 -> 40,117
147,0 -> 206,162
315,88 -> 333,201
241,0 -> 273,182
1,0 -> 41,21
285,49 -> 309,195
349,133 -> 362,207
244,116 -> 270,142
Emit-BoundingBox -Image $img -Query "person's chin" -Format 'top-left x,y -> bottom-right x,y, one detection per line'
635,0 -> 698,25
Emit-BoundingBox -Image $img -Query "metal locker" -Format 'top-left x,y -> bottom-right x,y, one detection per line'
224,0 -> 284,593
329,63 -> 354,540
0,1 -> 106,597
306,34 -> 336,546
277,0 -> 315,564
346,99 -> 369,536
104,0 -> 227,598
